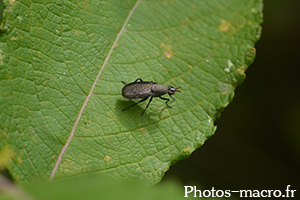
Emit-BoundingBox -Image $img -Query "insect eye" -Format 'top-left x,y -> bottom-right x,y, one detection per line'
168,86 -> 176,95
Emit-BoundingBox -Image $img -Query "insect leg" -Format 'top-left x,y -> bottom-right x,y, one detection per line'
121,81 -> 127,85
141,97 -> 153,116
134,78 -> 144,82
122,97 -> 148,112
159,96 -> 172,108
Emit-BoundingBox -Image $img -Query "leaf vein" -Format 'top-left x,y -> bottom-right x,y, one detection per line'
49,0 -> 142,180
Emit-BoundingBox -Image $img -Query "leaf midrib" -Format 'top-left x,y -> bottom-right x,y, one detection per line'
49,0 -> 142,180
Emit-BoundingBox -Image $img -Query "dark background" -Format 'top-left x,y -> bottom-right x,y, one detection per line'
163,0 -> 300,198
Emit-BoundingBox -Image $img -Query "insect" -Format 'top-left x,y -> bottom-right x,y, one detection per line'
121,78 -> 181,116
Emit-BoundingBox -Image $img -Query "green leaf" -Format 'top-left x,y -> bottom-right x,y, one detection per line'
0,0 -> 262,185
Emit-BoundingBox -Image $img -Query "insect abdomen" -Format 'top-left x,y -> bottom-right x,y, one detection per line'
122,82 -> 153,99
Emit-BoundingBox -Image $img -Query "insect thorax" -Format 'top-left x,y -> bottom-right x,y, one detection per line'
151,84 -> 168,97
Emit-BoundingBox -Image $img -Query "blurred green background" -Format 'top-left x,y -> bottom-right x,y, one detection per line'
163,0 -> 300,196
